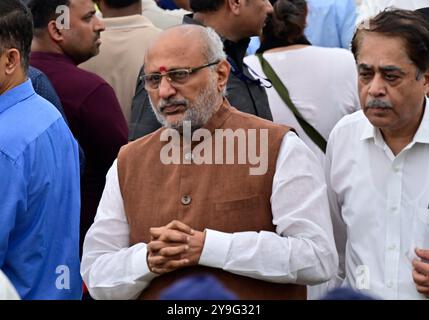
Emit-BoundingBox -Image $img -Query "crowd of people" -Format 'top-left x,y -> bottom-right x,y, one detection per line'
0,0 -> 429,300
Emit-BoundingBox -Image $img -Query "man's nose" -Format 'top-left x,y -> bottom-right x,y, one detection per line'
158,76 -> 177,99
265,0 -> 274,15
94,16 -> 105,32
368,74 -> 387,97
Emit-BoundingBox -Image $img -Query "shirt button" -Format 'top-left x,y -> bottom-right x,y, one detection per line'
387,281 -> 394,288
388,244 -> 396,251
184,153 -> 193,161
181,195 -> 192,205
391,206 -> 398,212
393,167 -> 400,173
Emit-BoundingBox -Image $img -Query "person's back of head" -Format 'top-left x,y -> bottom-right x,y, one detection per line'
190,0 -> 273,42
0,0 -> 33,93
190,0 -> 224,12
27,0 -> 105,65
259,0 -> 309,53
101,0 -> 140,8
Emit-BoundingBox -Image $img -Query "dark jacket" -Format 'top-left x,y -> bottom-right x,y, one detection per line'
128,14 -> 273,141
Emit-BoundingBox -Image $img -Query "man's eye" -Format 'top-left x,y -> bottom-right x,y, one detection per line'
170,70 -> 189,81
147,74 -> 161,83
385,74 -> 399,81
359,72 -> 373,80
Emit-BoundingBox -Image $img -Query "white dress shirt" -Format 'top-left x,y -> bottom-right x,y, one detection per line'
81,131 -> 338,300
326,104 -> 429,300
245,47 -> 360,165
141,0 -> 189,30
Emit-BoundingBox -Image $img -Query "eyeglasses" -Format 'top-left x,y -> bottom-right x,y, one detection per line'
142,61 -> 220,90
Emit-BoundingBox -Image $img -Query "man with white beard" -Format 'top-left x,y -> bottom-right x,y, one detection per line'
81,24 -> 338,300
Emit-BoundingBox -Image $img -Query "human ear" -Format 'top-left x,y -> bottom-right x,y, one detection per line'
47,20 -> 65,43
227,0 -> 243,15
215,59 -> 231,93
3,49 -> 21,76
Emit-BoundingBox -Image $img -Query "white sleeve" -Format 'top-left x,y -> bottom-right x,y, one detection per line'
80,160 -> 159,300
199,131 -> 339,285
325,129 -> 347,285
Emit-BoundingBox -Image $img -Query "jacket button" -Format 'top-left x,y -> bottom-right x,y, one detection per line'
181,195 -> 192,205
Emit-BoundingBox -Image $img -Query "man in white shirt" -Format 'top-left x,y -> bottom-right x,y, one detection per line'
327,9 -> 429,299
81,24 -> 338,300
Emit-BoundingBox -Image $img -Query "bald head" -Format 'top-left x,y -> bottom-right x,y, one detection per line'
142,24 -> 230,132
145,24 -> 226,69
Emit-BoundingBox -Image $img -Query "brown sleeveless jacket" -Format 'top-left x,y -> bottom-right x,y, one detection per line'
117,100 -> 306,299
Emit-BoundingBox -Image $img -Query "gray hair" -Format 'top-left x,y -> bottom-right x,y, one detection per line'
200,26 -> 227,64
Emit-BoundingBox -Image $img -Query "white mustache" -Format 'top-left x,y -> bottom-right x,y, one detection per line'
159,99 -> 188,112
366,99 -> 393,109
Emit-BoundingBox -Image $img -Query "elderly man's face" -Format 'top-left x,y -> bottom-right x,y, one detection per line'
144,33 -> 223,131
60,0 -> 105,64
357,33 -> 429,134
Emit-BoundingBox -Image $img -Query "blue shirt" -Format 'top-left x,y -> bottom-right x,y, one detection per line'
304,0 -> 357,49
28,66 -> 86,174
0,80 -> 82,299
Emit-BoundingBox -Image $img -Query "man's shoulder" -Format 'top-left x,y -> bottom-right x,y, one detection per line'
0,93 -> 65,162
329,110 -> 368,143
227,105 -> 290,132
119,128 -> 164,157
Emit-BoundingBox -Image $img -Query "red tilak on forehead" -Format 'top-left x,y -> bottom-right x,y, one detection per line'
159,66 -> 168,72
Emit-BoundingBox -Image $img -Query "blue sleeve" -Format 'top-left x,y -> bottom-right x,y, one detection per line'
0,154 -> 26,267
337,0 -> 357,49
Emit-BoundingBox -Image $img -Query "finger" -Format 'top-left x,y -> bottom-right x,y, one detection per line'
159,244 -> 189,257
412,269 -> 429,286
415,248 -> 429,261
149,227 -> 164,240
412,259 -> 429,276
415,284 -> 429,296
151,229 -> 190,243
147,240 -> 168,253
147,254 -> 168,267
167,220 -> 194,235
150,258 -> 190,275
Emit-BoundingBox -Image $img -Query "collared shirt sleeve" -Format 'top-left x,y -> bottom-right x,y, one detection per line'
81,160 -> 159,300
325,129 -> 347,285
199,131 -> 339,285
0,154 -> 26,267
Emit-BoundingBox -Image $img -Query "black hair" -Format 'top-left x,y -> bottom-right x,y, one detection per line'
0,0 -> 34,71
258,0 -> 310,54
102,0 -> 140,9
190,0 -> 224,13
352,9 -> 429,74
26,0 -> 70,30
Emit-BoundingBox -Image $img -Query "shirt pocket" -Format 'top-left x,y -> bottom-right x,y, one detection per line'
211,195 -> 264,233
409,207 -> 429,259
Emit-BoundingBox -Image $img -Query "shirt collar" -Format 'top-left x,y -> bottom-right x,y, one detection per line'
360,97 -> 429,145
413,98 -> 429,144
30,51 -> 76,66
0,79 -> 35,115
